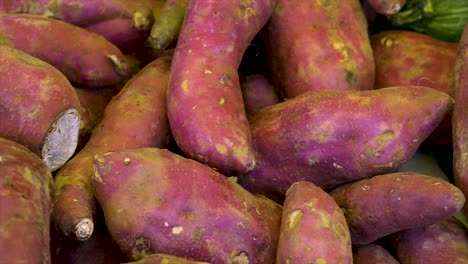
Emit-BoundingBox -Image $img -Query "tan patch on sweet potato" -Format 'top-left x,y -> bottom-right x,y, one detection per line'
286,209 -> 303,231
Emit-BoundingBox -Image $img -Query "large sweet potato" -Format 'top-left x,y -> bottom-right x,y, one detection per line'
0,137 -> 54,263
0,14 -> 132,86
263,0 -> 374,98
330,172 -> 466,245
277,181 -> 352,264
93,147 -> 282,263
167,0 -> 277,174
53,55 -> 172,241
0,45 -> 81,171
238,86 -> 453,196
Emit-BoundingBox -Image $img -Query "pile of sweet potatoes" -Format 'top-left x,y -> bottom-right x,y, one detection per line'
0,0 -> 467,263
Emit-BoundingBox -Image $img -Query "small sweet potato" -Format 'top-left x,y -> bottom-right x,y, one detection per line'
263,0 -> 374,98
277,181 -> 352,264
93,147 -> 282,263
0,14 -> 132,86
366,0 -> 406,15
0,137 -> 54,263
330,172 -> 466,245
241,74 -> 280,115
122,253 -> 210,264
390,217 -> 468,264
238,86 -> 453,196
353,244 -> 400,264
0,45 -> 81,171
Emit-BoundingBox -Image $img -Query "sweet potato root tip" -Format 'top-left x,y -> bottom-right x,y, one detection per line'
133,7 -> 154,31
41,108 -> 81,171
74,218 -> 94,241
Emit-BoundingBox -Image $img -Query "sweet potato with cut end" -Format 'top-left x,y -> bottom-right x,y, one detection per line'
277,181 -> 352,264
366,0 -> 406,15
0,137 -> 54,263
241,74 -> 280,115
330,172 -> 466,245
0,14 -> 132,86
0,45 -> 81,171
238,86 -> 453,196
263,0 -> 374,98
93,147 -> 282,263
389,217 -> 468,264
353,244 -> 400,264
453,24 -> 468,219
53,55 -> 172,241
122,253 -> 210,264
168,0 -> 277,174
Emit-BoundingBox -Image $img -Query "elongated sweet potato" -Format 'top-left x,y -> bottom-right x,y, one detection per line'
0,14 -> 132,86
167,0 -> 277,174
330,172 -> 466,245
366,0 -> 406,15
353,244 -> 400,264
263,0 -> 374,98
122,253 -> 210,264
238,86 -> 453,196
277,181 -> 352,264
92,147 -> 282,263
453,24 -> 468,219
241,74 -> 280,115
0,45 -> 81,171
0,137 -> 54,263
390,217 -> 468,263
53,55 -> 172,241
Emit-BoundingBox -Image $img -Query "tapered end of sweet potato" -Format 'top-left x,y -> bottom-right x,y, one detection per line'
41,108 -> 80,171
74,218 -> 94,241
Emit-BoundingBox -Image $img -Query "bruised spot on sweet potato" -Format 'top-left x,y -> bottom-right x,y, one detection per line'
230,251 -> 250,264
238,0 -> 255,21
181,79 -> 189,93
132,236 -> 152,260
287,209 -> 303,231
193,227 -> 206,240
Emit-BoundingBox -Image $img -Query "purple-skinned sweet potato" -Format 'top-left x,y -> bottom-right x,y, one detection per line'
0,14 -> 132,87
353,244 -> 400,264
238,86 -> 453,197
0,137 -> 54,263
389,217 -> 468,264
241,74 -> 281,115
0,45 -> 81,171
453,24 -> 468,220
53,55 -> 172,241
92,147 -> 282,263
277,181 -> 352,264
366,0 -> 406,15
263,0 -> 374,98
330,172 -> 466,245
167,0 -> 277,174
122,253 -> 210,264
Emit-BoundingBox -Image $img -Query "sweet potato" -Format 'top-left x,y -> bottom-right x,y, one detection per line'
0,14 -> 132,86
53,55 -> 172,241
453,24 -> 468,219
0,45 -> 81,171
241,74 -> 280,115
390,217 -> 468,264
147,0 -> 189,50
167,0 -> 277,174
263,0 -> 374,98
92,147 -> 282,263
353,244 -> 400,264
366,0 -> 406,15
330,172 -> 466,245
238,86 -> 453,196
0,137 -> 54,263
277,181 -> 352,264
122,254 -> 210,264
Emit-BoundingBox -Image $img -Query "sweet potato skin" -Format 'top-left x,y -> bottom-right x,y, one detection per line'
93,148 -> 282,263
366,0 -> 406,15
330,172 -> 466,245
390,217 -> 468,263
122,253 -> 210,264
167,0 -> 277,174
238,86 -> 453,196
0,137 -> 54,263
0,14 -> 131,86
277,181 -> 352,264
353,244 -> 399,264
263,0 -> 374,98
241,74 -> 280,115
0,45 -> 81,167
53,56 -> 172,240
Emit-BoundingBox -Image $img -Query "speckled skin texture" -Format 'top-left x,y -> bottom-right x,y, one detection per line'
122,253 -> 210,264
238,86 -> 453,196
0,138 -> 53,263
93,148 -> 282,264
390,217 -> 468,264
0,45 -> 81,157
353,244 -> 400,264
241,74 -> 280,115
167,0 -> 277,174
330,172 -> 466,245
263,0 -> 375,98
453,25 -> 468,219
0,14 -> 131,86
277,181 -> 352,264
53,56 -> 172,239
